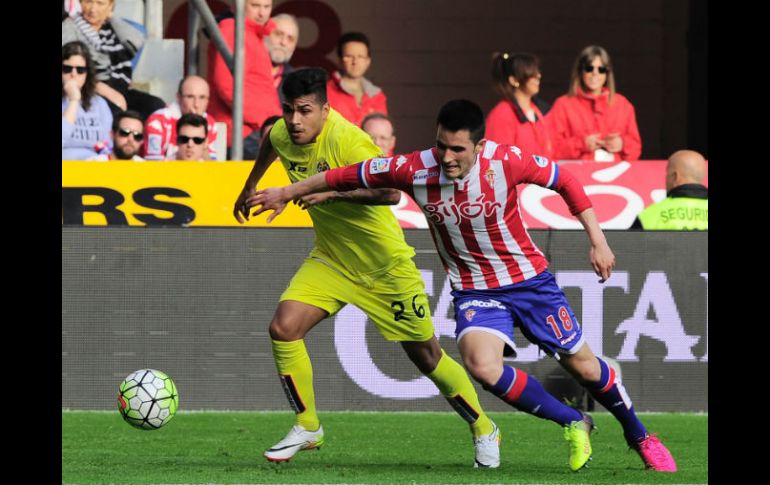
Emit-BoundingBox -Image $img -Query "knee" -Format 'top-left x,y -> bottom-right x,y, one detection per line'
269,318 -> 302,341
565,357 -> 602,385
463,358 -> 501,388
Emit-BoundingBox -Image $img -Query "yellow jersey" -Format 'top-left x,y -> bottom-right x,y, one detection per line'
269,109 -> 415,281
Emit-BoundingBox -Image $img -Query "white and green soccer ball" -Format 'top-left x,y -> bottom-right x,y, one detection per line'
118,369 -> 179,430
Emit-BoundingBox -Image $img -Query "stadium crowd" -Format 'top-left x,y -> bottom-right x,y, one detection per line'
62,0 -> 652,165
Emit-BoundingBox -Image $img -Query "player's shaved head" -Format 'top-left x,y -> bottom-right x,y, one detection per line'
666,150 -> 706,191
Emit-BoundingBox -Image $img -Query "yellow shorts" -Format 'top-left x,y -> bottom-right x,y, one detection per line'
280,257 -> 434,342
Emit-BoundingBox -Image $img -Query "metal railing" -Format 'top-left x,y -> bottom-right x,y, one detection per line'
184,0 -> 246,160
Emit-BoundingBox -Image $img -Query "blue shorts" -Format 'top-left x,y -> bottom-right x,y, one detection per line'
451,270 -> 585,358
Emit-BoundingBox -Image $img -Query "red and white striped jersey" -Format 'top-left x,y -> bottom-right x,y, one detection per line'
326,140 -> 592,290
144,102 -> 219,160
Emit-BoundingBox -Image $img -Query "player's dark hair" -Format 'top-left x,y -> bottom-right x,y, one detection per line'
336,31 -> 370,58
281,68 -> 328,105
437,99 -> 485,144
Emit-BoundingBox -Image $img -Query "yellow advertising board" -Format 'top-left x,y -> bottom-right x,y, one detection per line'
62,161 -> 313,227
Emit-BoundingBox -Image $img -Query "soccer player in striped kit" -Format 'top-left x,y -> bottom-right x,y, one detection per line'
246,99 -> 678,473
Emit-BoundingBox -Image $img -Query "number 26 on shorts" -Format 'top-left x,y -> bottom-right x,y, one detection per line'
390,295 -> 426,321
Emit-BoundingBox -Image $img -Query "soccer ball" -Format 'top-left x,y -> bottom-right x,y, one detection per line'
118,369 -> 179,430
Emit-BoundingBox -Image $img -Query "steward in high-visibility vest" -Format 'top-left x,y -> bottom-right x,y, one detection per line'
635,184 -> 708,230
630,149 -> 708,230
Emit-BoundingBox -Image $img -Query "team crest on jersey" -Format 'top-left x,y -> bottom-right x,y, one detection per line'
395,155 -> 408,170
369,157 -> 392,174
287,161 -> 307,173
532,154 -> 549,167
316,160 -> 330,173
485,168 -> 496,188
464,309 -> 476,322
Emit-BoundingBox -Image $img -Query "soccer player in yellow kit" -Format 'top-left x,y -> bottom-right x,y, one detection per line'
233,68 -> 500,467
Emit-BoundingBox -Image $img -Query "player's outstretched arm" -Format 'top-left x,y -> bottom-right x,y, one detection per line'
246,160 -> 394,220
293,188 -> 400,210
246,172 -> 332,222
234,127 -> 278,223
314,188 -> 401,206
575,208 -> 615,283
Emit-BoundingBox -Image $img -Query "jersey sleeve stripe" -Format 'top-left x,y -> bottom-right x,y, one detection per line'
546,163 -> 559,188
358,162 -> 370,188
420,149 -> 438,167
482,140 -> 498,159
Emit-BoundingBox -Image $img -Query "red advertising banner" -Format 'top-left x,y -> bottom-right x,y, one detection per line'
517,160 -> 708,229
396,160 -> 709,230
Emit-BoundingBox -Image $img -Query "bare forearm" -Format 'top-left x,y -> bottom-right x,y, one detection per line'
243,131 -> 277,190
243,152 -> 276,191
282,173 -> 332,200
576,207 -> 615,282
95,82 -> 126,110
331,188 -> 400,205
575,208 -> 607,247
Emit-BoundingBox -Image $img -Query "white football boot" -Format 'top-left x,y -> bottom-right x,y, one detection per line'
264,424 -> 325,462
473,421 -> 501,468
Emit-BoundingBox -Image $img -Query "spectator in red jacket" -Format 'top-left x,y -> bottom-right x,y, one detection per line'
486,52 -> 553,158
207,0 -> 281,160
265,13 -> 299,104
548,45 -> 641,161
326,32 -> 387,127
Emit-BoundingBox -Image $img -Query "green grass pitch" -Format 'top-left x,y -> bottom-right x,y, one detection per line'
63,410 -> 707,484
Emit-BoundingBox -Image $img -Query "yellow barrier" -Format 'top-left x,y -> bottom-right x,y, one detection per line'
62,161 -> 313,227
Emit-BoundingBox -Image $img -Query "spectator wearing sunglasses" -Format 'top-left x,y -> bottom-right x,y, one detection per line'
90,110 -> 145,160
62,41 -> 113,160
175,114 -> 209,161
548,45 -> 641,161
486,52 -> 554,159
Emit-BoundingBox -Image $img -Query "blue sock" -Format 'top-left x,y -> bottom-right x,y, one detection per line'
487,366 -> 582,426
587,358 -> 647,444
